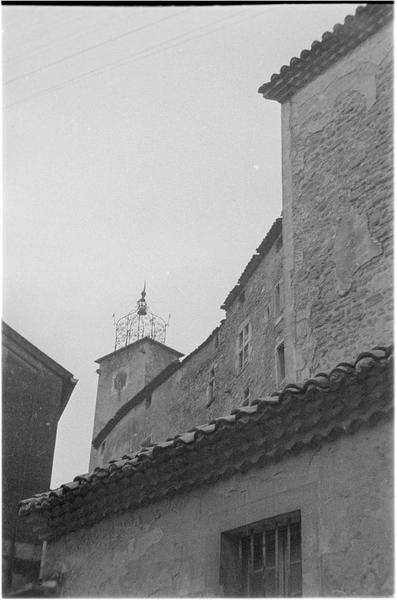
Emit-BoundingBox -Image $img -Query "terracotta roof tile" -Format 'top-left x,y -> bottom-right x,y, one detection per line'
19,345 -> 393,541
258,4 -> 393,103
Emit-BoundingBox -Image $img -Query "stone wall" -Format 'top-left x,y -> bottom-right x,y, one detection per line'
90,339 -> 182,467
281,23 -> 393,382
42,420 -> 393,597
97,232 -> 283,461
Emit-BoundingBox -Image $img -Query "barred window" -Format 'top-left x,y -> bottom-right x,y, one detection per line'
221,511 -> 302,597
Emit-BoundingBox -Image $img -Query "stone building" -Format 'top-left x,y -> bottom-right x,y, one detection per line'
19,5 -> 393,597
2,323 -> 77,596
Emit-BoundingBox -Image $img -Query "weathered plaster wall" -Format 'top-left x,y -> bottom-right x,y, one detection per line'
90,339 -> 181,462
100,238 -> 283,460
282,24 -> 393,381
43,420 -> 393,597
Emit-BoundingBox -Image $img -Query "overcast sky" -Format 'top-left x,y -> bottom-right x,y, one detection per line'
4,3 -> 357,488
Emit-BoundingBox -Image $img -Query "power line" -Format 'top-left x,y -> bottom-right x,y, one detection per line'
5,9 -> 192,84
6,7 -> 263,109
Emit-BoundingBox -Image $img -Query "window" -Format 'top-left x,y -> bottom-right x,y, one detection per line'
239,290 -> 246,306
220,511 -> 302,597
264,305 -> 271,325
206,368 -> 216,407
276,341 -> 286,384
243,387 -> 250,406
274,281 -> 284,319
237,321 -> 252,373
214,331 -> 220,349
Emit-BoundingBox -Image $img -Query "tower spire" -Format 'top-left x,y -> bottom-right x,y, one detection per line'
113,284 -> 169,350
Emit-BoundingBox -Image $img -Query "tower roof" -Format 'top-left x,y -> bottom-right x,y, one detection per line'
95,335 -> 184,365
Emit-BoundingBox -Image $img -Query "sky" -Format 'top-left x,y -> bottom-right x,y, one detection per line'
3,2 -> 357,489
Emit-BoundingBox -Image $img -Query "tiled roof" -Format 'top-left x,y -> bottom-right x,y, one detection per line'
258,4 -> 393,103
19,346 -> 392,541
221,217 -> 282,311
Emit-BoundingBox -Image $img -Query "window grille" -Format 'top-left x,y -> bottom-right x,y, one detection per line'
221,511 -> 302,597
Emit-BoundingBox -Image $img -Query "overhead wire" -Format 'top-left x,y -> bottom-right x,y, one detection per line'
4,10 -> 90,64
5,7 -> 265,109
5,8 -> 192,84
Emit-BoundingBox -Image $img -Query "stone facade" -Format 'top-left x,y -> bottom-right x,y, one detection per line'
90,339 -> 182,469
41,421 -> 393,597
90,12 -> 393,472
280,23 -> 393,381
92,219 -> 283,466
18,6 -> 394,598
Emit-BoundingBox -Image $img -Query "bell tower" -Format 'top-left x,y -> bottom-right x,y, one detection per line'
89,286 -> 183,469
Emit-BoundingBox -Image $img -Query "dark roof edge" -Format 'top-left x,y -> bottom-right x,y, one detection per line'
2,321 -> 76,382
221,217 -> 282,311
258,4 -> 393,103
95,336 -> 184,364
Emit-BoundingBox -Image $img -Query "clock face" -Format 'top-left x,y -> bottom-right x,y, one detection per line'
113,371 -> 127,392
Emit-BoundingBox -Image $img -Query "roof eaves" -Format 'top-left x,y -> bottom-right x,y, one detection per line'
3,321 -> 75,381
19,345 -> 393,541
258,4 -> 393,104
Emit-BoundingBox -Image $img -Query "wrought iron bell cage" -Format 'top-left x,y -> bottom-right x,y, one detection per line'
113,286 -> 169,351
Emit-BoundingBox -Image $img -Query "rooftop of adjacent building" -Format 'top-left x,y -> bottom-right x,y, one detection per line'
258,3 -> 393,103
19,344 -> 393,541
3,321 -> 78,418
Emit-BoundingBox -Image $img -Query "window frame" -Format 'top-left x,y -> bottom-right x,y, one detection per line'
236,319 -> 252,374
220,510 -> 302,598
206,366 -> 216,407
274,280 -> 284,322
275,340 -> 286,385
